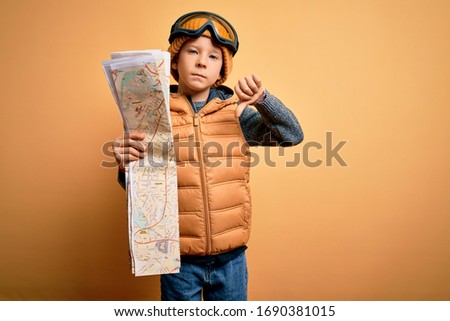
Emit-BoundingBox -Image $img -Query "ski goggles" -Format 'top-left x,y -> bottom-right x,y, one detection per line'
169,11 -> 239,56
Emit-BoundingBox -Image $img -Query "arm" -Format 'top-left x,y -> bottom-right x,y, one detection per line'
118,169 -> 126,190
234,75 -> 304,147
239,91 -> 303,146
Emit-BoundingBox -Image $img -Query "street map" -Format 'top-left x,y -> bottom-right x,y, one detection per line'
103,50 -> 180,276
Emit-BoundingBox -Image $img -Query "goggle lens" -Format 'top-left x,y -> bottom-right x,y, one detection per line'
169,11 -> 239,55
178,14 -> 235,42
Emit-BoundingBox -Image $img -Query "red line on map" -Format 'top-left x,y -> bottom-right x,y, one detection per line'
134,238 -> 179,245
169,265 -> 180,273
144,64 -> 159,75
157,60 -> 164,70
149,100 -> 164,143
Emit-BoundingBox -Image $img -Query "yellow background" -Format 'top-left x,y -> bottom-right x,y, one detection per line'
1,0 -> 449,300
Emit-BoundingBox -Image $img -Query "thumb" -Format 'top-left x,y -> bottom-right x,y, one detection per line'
240,86 -> 265,107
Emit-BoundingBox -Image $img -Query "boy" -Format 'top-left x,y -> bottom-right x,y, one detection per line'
113,11 -> 303,300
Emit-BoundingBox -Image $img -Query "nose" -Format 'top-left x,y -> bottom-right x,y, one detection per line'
196,54 -> 207,68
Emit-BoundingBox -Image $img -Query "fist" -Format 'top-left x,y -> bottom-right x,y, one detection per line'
234,74 -> 265,117
113,131 -> 147,171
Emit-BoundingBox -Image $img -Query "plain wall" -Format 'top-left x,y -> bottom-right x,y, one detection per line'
0,0 -> 449,300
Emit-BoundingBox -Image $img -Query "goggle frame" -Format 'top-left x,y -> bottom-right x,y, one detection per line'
169,11 -> 239,56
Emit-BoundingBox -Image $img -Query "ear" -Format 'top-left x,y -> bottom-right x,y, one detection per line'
171,60 -> 178,70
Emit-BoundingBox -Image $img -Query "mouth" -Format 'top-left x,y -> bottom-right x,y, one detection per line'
191,73 -> 206,79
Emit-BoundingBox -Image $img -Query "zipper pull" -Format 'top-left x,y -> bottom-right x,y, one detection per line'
193,114 -> 199,126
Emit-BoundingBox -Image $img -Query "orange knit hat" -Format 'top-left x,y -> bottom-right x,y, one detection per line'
168,18 -> 234,88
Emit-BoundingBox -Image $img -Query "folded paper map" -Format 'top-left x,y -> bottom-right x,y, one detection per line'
103,50 -> 180,276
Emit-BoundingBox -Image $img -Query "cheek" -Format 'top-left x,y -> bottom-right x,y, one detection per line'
215,62 -> 224,77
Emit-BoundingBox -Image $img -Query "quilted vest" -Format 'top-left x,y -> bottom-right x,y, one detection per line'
170,93 -> 252,256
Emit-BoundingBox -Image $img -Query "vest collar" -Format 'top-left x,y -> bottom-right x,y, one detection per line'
170,85 -> 239,116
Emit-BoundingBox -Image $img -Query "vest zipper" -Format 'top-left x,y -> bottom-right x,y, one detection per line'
193,112 -> 212,255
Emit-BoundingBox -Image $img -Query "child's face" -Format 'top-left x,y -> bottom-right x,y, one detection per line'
173,36 -> 223,101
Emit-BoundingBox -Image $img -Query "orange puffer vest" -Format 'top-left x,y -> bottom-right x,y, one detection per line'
170,92 -> 252,256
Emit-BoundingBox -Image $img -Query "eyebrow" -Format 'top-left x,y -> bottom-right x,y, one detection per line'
184,43 -> 222,55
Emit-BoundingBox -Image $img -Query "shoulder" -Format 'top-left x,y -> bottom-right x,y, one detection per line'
209,85 -> 235,101
208,86 -> 240,110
